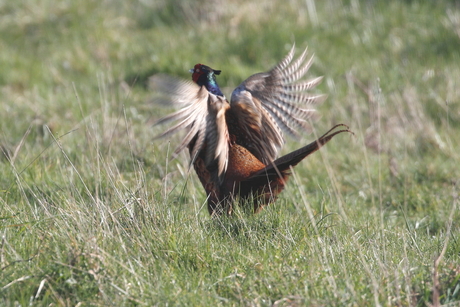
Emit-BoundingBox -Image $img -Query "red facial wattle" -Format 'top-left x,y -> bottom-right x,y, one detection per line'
191,64 -> 203,83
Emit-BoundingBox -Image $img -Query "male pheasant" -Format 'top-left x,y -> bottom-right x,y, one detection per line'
150,45 -> 352,216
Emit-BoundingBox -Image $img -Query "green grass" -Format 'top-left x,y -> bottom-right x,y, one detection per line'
1,0 -> 460,305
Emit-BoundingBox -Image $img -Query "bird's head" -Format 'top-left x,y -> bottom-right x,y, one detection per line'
189,64 -> 221,85
189,64 -> 223,96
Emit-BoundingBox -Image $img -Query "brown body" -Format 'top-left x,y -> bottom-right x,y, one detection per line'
189,107 -> 350,215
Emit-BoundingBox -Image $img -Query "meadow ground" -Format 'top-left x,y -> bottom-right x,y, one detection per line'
1,0 -> 459,305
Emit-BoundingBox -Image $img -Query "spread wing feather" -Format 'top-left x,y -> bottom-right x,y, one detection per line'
149,75 -> 230,180
230,45 -> 325,163
284,76 -> 323,92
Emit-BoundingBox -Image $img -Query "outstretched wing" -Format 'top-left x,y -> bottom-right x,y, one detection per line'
149,74 -> 230,179
230,45 -> 325,164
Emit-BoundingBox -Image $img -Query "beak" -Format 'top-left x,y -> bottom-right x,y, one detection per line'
189,68 -> 194,73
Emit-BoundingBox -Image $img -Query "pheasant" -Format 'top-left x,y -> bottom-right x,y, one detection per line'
150,45 -> 352,216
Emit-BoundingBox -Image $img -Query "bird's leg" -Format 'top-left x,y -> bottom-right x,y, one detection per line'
208,195 -> 234,216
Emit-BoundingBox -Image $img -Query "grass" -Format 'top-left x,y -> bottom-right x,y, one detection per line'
1,0 -> 460,305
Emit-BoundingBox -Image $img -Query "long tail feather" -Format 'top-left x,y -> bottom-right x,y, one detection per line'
244,124 -> 353,183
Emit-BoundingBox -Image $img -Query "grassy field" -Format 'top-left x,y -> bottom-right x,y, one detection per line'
1,0 -> 460,305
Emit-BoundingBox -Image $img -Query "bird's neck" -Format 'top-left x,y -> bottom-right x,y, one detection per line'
198,73 -> 224,96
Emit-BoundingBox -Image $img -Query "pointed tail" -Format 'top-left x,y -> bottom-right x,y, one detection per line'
244,124 -> 353,183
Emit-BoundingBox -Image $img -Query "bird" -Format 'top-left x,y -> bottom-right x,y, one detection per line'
150,44 -> 352,216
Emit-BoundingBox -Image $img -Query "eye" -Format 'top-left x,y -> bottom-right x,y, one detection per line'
196,68 -> 200,73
